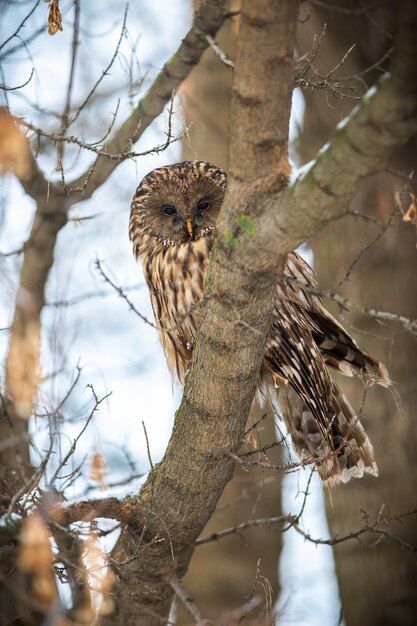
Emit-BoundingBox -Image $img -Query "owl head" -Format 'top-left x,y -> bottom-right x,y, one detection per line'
130,160 -> 227,247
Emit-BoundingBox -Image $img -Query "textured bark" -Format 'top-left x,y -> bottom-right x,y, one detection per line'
175,409 -> 283,624
178,6 -> 282,621
296,3 -> 417,624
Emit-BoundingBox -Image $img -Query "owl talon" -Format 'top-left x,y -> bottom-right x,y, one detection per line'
272,372 -> 289,388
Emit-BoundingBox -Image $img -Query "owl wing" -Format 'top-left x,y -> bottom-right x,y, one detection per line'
261,252 -> 385,486
284,252 -> 390,385
265,295 -> 332,431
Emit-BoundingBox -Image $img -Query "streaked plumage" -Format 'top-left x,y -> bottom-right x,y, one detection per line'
129,160 -> 389,487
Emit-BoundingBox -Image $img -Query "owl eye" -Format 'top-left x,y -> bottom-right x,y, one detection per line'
197,201 -> 209,210
163,205 -> 177,215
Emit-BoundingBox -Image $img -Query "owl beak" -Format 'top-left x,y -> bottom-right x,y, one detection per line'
185,217 -> 193,238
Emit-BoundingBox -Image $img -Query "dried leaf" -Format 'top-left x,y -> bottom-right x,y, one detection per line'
6,318 -> 41,419
18,514 -> 57,608
402,201 -> 417,224
89,448 -> 108,490
0,107 -> 30,179
83,530 -> 114,617
47,0 -> 63,36
401,193 -> 417,247
99,570 -> 116,615
245,430 -> 258,450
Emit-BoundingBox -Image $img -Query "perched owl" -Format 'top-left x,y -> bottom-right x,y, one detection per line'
129,160 -> 389,487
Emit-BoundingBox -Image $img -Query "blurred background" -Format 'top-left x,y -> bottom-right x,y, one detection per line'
0,1 -> 416,624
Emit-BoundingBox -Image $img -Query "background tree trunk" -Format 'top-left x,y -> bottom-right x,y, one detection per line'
297,4 -> 417,624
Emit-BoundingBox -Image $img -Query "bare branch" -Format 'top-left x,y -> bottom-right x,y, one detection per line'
285,276 -> 417,337
64,4 -> 128,132
16,110 -> 191,162
0,68 -> 34,91
205,34 -> 234,69
195,506 -> 417,556
332,210 -> 395,291
292,508 -> 417,555
295,31 -> 363,101
0,0 -> 42,53
3,0 -> 227,432
50,497 -> 132,526
95,259 -> 159,330
195,514 -> 295,545
48,387 -> 111,485
256,65 -> 417,267
70,0 -> 228,199
45,283 -> 143,308
170,575 -> 207,625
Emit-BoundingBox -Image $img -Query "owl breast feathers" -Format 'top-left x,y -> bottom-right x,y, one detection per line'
129,160 -> 390,487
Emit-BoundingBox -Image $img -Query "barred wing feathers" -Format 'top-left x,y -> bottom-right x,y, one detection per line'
262,252 -> 387,486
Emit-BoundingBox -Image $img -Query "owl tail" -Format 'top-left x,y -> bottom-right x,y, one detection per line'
277,382 -> 378,488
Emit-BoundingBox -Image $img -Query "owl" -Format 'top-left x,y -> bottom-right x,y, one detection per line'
129,161 -> 390,487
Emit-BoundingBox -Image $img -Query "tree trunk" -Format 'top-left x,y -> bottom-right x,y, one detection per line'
175,408 -> 282,624
177,7 -> 282,621
296,4 -> 417,624
315,174 -> 417,626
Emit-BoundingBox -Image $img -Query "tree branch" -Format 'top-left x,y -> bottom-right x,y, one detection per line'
285,277 -> 417,337
256,0 -> 417,261
195,514 -> 295,545
50,497 -> 132,526
69,0 -> 227,199
2,0 -> 227,433
170,575 -> 207,625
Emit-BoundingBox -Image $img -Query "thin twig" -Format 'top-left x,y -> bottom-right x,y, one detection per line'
0,0 -> 42,52
66,4 -> 128,131
48,386 -> 111,485
0,68 -> 34,91
195,514 -> 295,545
45,283 -> 143,308
205,34 -> 234,68
285,277 -> 417,337
170,575 -> 207,625
142,421 -> 154,470
333,211 -> 395,292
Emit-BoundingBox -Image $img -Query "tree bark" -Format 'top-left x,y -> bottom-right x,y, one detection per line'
296,2 -> 417,624
177,6 -> 282,621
